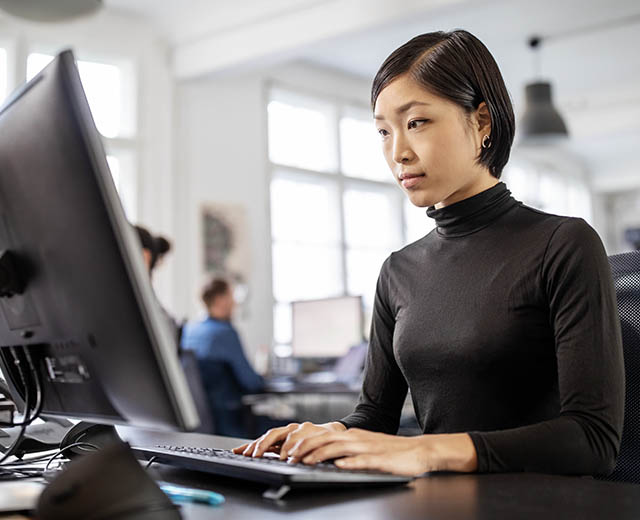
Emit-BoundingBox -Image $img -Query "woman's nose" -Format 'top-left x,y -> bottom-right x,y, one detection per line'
392,135 -> 414,164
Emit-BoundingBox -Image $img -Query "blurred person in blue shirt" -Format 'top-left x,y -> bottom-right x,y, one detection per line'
181,278 -> 264,436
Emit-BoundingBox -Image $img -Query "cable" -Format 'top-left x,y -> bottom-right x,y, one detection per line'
44,442 -> 99,472
145,456 -> 157,470
0,348 -> 33,465
0,465 -> 46,480
0,442 -> 100,481
0,450 -> 59,467
0,348 -> 42,428
23,348 -> 43,423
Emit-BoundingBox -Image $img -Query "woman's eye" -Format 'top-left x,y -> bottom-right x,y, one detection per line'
408,119 -> 428,129
377,128 -> 389,137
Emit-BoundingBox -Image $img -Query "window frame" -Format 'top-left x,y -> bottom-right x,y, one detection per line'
22,45 -> 139,220
266,81 -> 410,350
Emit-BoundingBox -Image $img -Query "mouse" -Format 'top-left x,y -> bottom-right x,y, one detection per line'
36,441 -> 182,519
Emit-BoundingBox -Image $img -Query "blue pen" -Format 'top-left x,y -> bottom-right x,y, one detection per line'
159,483 -> 225,506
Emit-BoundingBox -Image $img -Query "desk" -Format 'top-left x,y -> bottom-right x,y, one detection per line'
262,377 -> 361,394
244,377 -> 361,426
117,427 -> 640,520
243,387 -> 419,433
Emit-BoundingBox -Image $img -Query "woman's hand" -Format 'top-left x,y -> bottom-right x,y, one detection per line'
286,429 -> 478,476
232,421 -> 346,460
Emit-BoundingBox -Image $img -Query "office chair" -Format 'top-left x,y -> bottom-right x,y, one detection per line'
601,250 -> 640,483
196,359 -> 252,438
179,350 -> 215,434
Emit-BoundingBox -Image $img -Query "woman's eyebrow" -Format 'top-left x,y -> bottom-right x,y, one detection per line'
374,100 -> 431,120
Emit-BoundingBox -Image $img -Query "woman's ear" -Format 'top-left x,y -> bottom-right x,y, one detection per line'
475,102 -> 492,135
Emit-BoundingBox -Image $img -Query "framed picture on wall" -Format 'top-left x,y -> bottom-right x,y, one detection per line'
201,202 -> 251,311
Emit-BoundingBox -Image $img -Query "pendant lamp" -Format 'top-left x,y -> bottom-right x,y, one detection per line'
0,0 -> 103,23
519,36 -> 569,140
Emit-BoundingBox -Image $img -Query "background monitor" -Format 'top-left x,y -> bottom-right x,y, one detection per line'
291,295 -> 363,358
0,50 -> 198,431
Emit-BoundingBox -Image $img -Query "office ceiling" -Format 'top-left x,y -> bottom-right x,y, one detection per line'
103,0 -> 640,106
105,0 -> 332,46
298,0 -> 640,157
102,0 -> 640,184
303,0 -> 640,93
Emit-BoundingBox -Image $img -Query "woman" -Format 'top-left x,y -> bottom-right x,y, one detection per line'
234,30 -> 624,476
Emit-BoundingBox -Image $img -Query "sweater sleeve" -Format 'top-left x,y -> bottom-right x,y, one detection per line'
468,218 -> 625,476
339,256 -> 408,433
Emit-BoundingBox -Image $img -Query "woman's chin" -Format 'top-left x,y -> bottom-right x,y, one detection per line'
407,192 -> 438,208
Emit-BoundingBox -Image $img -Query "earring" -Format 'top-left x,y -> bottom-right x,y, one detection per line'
482,134 -> 492,149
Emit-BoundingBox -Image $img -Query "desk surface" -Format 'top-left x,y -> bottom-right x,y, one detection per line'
262,378 -> 361,394
117,427 -> 640,520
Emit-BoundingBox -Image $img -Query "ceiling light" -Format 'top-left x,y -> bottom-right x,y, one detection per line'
0,0 -> 103,23
520,81 -> 569,138
519,36 -> 569,141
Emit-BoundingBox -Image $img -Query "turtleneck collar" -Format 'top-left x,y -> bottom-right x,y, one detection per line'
426,182 -> 518,238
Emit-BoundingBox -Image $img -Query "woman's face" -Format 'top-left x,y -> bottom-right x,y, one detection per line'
374,74 -> 496,208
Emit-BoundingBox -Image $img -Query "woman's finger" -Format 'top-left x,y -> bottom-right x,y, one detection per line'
279,423 -> 326,459
241,440 -> 259,456
300,440 -> 368,464
287,432 -> 343,461
289,428 -> 374,461
251,424 -> 298,458
238,428 -> 284,457
231,443 -> 250,454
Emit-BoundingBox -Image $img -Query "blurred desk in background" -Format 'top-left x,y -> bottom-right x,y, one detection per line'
243,390 -> 359,426
244,383 -> 420,434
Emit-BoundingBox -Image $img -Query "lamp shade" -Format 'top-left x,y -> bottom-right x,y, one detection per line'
519,82 -> 569,138
0,0 -> 103,23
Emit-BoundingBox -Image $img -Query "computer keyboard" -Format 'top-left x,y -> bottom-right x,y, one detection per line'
133,444 -> 412,491
159,445 -> 342,472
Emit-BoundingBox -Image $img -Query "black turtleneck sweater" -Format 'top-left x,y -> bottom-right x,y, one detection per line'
340,182 -> 624,476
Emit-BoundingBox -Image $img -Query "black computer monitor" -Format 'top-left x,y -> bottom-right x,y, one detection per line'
0,50 -> 198,431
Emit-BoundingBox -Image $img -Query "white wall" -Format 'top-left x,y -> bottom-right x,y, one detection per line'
173,71 -> 269,361
172,63 -> 371,363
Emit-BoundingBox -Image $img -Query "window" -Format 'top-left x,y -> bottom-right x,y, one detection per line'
503,155 -> 592,223
27,53 -> 137,219
269,88 -> 435,351
405,199 -> 433,244
343,184 -> 403,308
268,90 -> 337,173
270,173 -> 343,303
340,107 -> 391,182
106,152 -> 137,220
0,47 -> 7,104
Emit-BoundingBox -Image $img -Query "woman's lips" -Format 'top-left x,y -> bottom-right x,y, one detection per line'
400,173 -> 425,189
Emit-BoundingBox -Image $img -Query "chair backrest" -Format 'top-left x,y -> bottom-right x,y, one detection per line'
196,359 -> 248,437
179,350 -> 215,434
604,250 -> 640,483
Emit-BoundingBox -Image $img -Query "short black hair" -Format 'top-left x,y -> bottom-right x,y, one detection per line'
202,278 -> 230,308
371,30 -> 515,178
